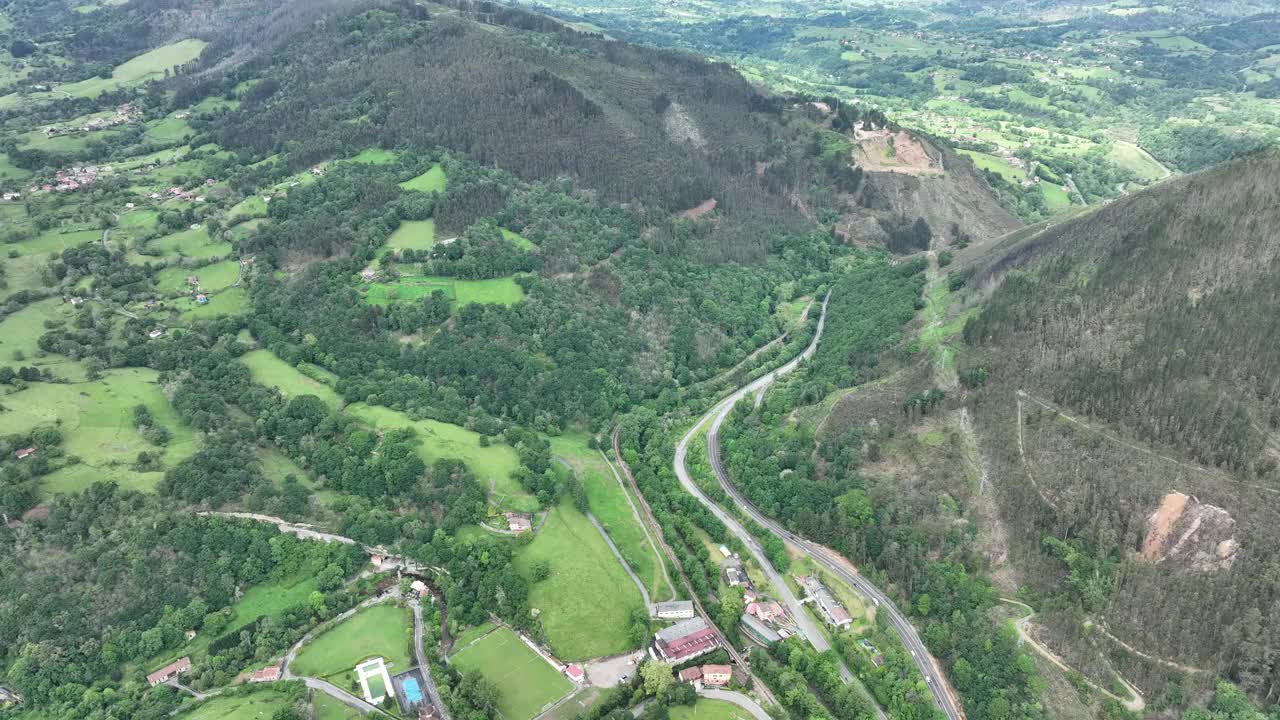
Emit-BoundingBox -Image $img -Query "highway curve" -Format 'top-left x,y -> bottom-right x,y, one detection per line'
675,289 -> 966,720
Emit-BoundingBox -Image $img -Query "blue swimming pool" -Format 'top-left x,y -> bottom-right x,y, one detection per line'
402,677 -> 423,704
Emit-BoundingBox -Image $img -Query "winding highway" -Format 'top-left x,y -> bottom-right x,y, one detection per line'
675,289 -> 966,720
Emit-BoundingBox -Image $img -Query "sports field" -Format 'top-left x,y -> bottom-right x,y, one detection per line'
154,260 -> 240,294
449,626 -> 573,720
550,433 -> 672,601
515,500 -> 645,659
242,349 -> 342,409
291,603 -> 412,680
669,700 -> 755,720
345,403 -> 535,511
399,165 -> 447,193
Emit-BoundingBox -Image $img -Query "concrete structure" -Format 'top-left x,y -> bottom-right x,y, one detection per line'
798,576 -> 852,629
250,666 -> 281,683
146,657 -> 192,686
724,566 -> 747,587
739,613 -> 781,647
356,657 -> 395,704
653,617 -> 718,664
649,600 -> 695,620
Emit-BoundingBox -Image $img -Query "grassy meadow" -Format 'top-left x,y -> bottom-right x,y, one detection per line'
363,275 -> 524,307
147,227 -> 233,261
291,603 -> 412,680
175,286 -> 249,319
669,700 -> 756,720
178,688 -> 295,720
399,165 -> 447,193
514,500 -> 645,660
241,350 -> 342,409
154,260 -> 240,294
384,219 -> 436,255
449,626 -> 573,720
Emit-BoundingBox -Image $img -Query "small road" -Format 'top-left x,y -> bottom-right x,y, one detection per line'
686,288 -> 966,720
200,511 -> 359,546
410,598 -> 452,720
303,677 -> 388,716
586,512 -> 652,606
700,689 -> 772,720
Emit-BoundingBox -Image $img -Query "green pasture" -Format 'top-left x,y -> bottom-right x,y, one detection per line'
345,403 -> 534,511
119,209 -> 159,230
178,688 -> 295,720
399,165 -> 447,193
349,148 -> 398,165
958,149 -> 1027,183
0,253 -> 48,301
147,227 -> 232,261
57,39 -> 208,99
384,219 -> 436,255
515,500 -> 645,660
1039,181 -> 1072,210
1107,141 -> 1169,182
0,367 -> 198,496
175,286 -> 248,319
550,433 -> 672,601
18,129 -> 122,154
241,349 -> 342,409
229,195 -> 269,220
257,448 -> 314,489
363,275 -> 524,307
312,693 -> 362,720
501,227 -> 536,250
449,626 -> 573,720
0,153 -> 31,182
0,298 -> 80,369
18,228 -> 100,255
291,603 -> 412,680
145,117 -> 193,143
154,260 -> 239,294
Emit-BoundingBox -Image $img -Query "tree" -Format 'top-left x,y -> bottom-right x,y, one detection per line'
640,660 -> 675,696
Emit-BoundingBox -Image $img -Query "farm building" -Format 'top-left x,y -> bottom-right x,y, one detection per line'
649,600 -> 695,620
503,511 -> 533,533
149,328 -> 166,339
250,666 -> 281,683
14,448 -> 35,460
798,576 -> 852,629
146,657 -> 192,686
652,617 -> 718,664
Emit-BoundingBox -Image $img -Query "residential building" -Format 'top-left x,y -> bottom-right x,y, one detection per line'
678,666 -> 702,685
146,657 -> 192,686
503,511 -> 533,533
653,617 -> 718,663
14,448 -> 35,460
410,580 -> 428,597
724,566 -> 747,587
701,664 -> 731,687
746,601 -> 785,623
195,294 -> 208,304
650,600 -> 695,620
250,666 -> 281,683
798,576 -> 852,629
740,613 -> 781,647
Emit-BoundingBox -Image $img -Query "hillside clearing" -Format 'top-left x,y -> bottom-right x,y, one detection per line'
241,350 -> 342,409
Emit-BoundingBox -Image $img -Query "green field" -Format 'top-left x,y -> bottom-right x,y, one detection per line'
384,219 -> 436,255
0,298 -> 83,373
515,500 -> 644,660
669,700 -> 755,720
363,275 -> 524,307
1107,141 -> 1170,182
312,692 -> 362,720
172,287 -> 248,320
229,195 -> 269,220
0,367 -> 198,495
399,165 -> 447,193
959,149 -> 1027,183
56,39 -> 208,99
154,260 -> 240,294
178,688 -> 295,720
501,228 -> 536,250
550,433 -> 672,601
145,117 -> 193,143
119,209 -> 159,230
148,227 -> 233,261
345,403 -> 535,511
241,349 -> 342,409
0,153 -> 31,182
449,626 -> 573,720
18,228 -> 101,255
1039,181 -> 1073,210
291,603 -> 412,680
349,148 -> 398,165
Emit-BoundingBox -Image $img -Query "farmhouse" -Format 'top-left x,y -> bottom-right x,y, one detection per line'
195,294 -> 208,304
652,617 -> 718,663
650,600 -> 695,620
798,576 -> 852,629
678,666 -> 702,684
14,448 -> 35,460
701,664 -> 731,687
146,657 -> 192,686
746,601 -> 785,623
503,511 -> 533,533
250,666 -> 281,683
410,580 -> 428,597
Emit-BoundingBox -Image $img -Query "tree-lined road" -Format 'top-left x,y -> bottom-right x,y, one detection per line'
676,288 -> 966,720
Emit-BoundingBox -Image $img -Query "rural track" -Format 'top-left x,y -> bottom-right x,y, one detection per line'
411,598 -> 452,720
598,448 -> 678,602
608,431 -> 780,710
586,511 -> 652,607
682,288 -> 967,720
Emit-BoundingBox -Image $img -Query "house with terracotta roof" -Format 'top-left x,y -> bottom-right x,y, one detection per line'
565,664 -> 585,683
746,600 -> 785,623
14,448 -> 35,460
503,511 -> 533,533
250,666 -> 281,683
701,664 -> 731,687
146,657 -> 192,686
678,666 -> 702,685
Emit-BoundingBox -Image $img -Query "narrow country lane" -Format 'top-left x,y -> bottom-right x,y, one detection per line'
411,599 -> 452,720
675,288 -> 967,720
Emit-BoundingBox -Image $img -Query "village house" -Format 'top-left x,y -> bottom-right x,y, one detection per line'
195,294 -> 209,305
14,448 -> 35,460
798,576 -> 852,629
1,193 -> 20,202
361,267 -> 378,282
701,664 -> 731,687
146,657 -> 192,686
503,511 -> 533,533
250,666 -> 281,683
649,600 -> 695,620
746,600 -> 785,623
724,566 -> 748,588
652,617 -> 718,664
677,666 -> 702,686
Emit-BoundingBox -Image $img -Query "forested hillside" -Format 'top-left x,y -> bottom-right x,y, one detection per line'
959,151 -> 1280,709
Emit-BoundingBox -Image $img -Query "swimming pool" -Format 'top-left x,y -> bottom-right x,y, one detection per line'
402,677 -> 423,704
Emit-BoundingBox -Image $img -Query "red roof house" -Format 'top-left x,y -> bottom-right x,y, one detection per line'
14,448 -> 35,460
146,657 -> 192,686
678,666 -> 703,683
250,666 -> 281,683
701,664 -> 732,687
